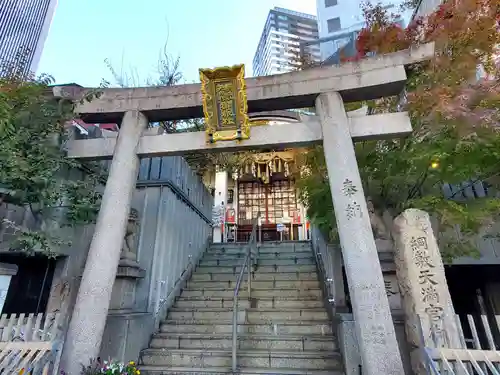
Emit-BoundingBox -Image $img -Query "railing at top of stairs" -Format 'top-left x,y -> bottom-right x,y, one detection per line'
232,214 -> 259,373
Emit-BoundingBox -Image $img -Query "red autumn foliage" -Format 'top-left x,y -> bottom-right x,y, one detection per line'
344,0 -> 499,63
341,0 -> 500,136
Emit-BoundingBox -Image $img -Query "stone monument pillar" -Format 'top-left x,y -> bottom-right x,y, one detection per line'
393,208 -> 462,374
316,91 -> 405,375
62,110 -> 148,375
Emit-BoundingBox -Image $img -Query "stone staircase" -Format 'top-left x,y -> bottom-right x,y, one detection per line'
139,241 -> 345,375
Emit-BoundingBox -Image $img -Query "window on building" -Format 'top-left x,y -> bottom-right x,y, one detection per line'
228,189 -> 234,204
325,0 -> 338,7
327,17 -> 341,33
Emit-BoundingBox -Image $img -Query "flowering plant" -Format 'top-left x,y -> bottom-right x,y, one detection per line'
60,358 -> 140,375
94,360 -> 139,375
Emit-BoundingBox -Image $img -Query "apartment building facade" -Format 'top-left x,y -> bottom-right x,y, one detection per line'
0,0 -> 58,76
252,7 -> 320,76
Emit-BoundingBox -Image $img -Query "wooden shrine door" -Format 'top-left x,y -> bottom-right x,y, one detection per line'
237,179 -> 299,241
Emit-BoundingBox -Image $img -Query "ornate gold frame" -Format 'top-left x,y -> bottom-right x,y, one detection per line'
199,64 -> 250,143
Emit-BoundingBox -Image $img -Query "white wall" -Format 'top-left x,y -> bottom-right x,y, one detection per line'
0,275 -> 12,314
316,0 -> 366,39
316,0 -> 408,60
413,0 -> 442,18
32,0 -> 59,74
212,171 -> 228,243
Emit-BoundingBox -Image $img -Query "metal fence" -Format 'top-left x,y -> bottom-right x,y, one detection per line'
0,312 -> 62,375
420,313 -> 500,374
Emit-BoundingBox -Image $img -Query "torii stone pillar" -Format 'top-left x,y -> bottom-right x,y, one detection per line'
61,110 -> 148,374
316,92 -> 405,375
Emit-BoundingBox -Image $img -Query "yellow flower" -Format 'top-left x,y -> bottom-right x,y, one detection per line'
136,371 -> 140,375
18,370 -> 25,375
129,361 -> 135,365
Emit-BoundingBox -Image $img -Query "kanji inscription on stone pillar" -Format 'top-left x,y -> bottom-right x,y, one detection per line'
392,209 -> 463,374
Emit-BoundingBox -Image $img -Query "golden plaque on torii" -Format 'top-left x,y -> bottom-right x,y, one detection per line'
199,64 -> 251,143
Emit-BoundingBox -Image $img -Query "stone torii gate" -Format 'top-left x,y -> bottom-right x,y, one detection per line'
57,43 -> 433,375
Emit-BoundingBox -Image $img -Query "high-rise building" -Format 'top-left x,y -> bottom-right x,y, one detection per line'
0,0 -> 58,76
315,0 -> 405,61
252,7 -> 320,76
316,0 -> 366,40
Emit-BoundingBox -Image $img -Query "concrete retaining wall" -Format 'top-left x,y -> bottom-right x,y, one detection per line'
0,155 -> 213,366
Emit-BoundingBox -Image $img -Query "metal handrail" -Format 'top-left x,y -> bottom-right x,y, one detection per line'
232,214 -> 259,372
311,228 -> 336,308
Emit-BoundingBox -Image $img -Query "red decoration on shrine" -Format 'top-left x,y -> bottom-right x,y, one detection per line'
225,208 -> 236,224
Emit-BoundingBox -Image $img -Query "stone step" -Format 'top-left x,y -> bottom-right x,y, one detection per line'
191,271 -> 318,282
186,279 -> 320,290
141,348 -> 342,369
175,297 -> 324,309
208,243 -> 311,254
181,288 -> 323,299
209,241 -> 311,248
202,251 -> 313,261
196,265 -> 316,274
167,308 -> 329,322
205,249 -> 314,257
206,249 -> 311,257
138,365 -> 343,375
166,309 -> 247,322
160,321 -> 333,335
200,257 -> 315,267
150,332 -> 337,351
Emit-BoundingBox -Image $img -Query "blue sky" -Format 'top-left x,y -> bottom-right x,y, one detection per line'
37,0 -> 317,87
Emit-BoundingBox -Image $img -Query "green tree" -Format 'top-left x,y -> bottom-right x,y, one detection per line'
296,0 -> 500,261
0,53 -> 105,256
